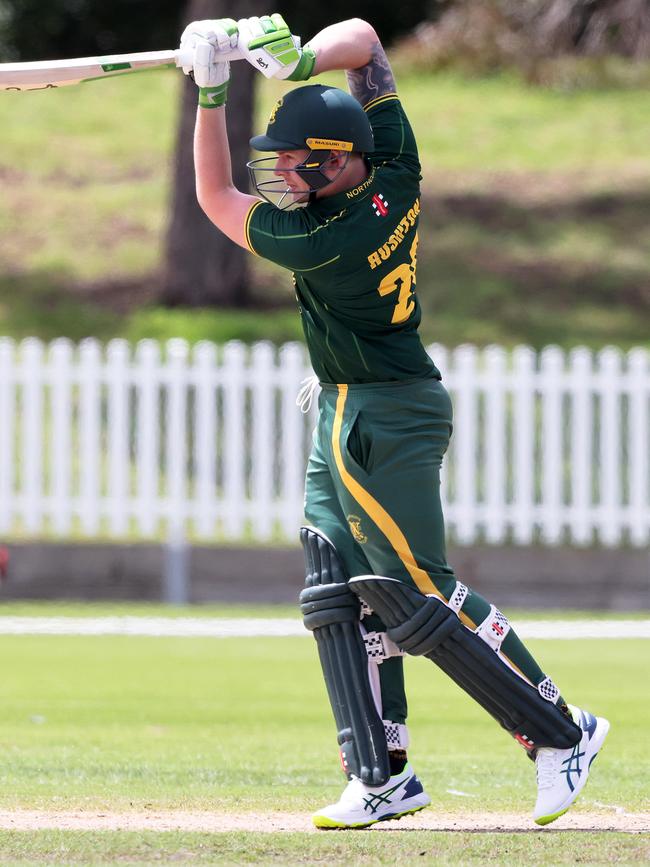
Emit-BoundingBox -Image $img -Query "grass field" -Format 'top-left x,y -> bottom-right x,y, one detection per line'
0,603 -> 647,863
1,67 -> 649,349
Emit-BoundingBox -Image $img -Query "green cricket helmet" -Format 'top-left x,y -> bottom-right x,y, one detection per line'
248,84 -> 374,209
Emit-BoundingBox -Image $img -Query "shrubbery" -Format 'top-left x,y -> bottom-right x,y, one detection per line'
393,0 -> 650,86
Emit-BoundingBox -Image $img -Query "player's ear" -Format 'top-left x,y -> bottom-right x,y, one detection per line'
329,149 -> 347,166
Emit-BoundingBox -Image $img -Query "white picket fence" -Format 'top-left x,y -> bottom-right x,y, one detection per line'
0,337 -> 648,549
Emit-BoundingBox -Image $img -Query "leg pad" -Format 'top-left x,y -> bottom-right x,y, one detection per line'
299,528 -> 390,785
349,576 -> 581,751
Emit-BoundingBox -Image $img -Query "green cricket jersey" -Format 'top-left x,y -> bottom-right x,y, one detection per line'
244,93 -> 439,385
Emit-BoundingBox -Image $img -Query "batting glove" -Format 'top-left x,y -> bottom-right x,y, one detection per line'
179,18 -> 238,108
237,13 -> 315,81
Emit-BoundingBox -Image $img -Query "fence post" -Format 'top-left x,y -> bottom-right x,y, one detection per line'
78,339 -> 102,535
222,342 -> 247,538
512,346 -> 535,544
568,347 -> 593,545
163,338 -> 190,604
598,346 -> 623,547
628,348 -> 649,546
0,339 -> 15,534
250,342 -> 276,540
134,340 -> 161,537
193,341 -> 218,539
106,339 -> 130,536
453,345 -> 478,544
49,339 -> 74,535
20,338 -> 45,533
484,345 -> 507,543
539,346 -> 564,545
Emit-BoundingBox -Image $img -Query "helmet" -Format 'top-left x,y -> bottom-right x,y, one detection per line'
247,85 -> 374,209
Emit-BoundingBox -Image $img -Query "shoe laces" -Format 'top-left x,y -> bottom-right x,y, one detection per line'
535,748 -> 561,790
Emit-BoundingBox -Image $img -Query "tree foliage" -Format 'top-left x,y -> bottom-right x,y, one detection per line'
0,0 -> 442,61
397,0 -> 650,80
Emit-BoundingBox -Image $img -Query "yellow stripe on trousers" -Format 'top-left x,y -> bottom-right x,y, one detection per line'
332,385 -> 459,605
332,385 -> 533,684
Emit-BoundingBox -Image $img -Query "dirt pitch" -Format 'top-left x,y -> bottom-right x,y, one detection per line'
0,810 -> 647,834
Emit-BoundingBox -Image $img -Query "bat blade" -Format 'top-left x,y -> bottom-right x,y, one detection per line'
0,47 -> 239,91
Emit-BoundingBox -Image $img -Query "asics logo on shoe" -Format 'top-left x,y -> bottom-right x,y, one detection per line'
561,743 -> 586,792
362,780 -> 403,815
580,710 -> 597,738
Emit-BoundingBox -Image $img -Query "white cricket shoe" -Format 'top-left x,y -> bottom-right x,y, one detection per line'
312,762 -> 431,829
533,704 -> 610,826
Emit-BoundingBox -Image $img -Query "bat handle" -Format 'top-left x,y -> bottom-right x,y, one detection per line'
174,46 -> 243,68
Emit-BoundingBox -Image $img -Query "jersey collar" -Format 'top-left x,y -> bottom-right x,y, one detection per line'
309,165 -> 376,216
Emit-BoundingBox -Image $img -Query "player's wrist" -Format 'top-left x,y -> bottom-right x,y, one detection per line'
286,45 -> 316,81
198,81 -> 228,108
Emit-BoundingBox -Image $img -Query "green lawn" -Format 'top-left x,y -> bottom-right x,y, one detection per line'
0,599 -> 648,620
0,67 -> 648,348
0,613 -> 647,862
1,632 -> 643,811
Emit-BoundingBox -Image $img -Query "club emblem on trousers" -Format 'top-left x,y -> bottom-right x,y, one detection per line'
347,514 -> 368,543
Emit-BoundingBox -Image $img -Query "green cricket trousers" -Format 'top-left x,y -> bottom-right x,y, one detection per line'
304,377 -> 551,725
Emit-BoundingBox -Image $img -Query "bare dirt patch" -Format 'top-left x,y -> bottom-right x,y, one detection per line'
0,810 -> 647,834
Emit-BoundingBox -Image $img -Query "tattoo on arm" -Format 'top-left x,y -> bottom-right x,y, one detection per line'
346,41 -> 396,107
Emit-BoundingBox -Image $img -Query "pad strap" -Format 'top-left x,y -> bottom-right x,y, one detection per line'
384,720 -> 410,750
475,605 -> 511,651
363,630 -> 405,663
447,580 -> 468,614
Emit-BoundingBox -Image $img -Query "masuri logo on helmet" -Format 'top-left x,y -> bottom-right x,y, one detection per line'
248,84 -> 374,209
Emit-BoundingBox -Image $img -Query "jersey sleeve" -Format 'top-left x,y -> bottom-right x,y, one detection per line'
244,200 -> 342,273
364,95 -> 420,176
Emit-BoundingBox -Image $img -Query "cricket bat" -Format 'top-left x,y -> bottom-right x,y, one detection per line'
0,47 -> 243,91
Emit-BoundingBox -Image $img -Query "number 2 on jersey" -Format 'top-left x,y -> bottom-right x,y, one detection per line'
377,232 -> 419,324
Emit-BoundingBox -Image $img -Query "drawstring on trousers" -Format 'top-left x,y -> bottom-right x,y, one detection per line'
296,375 -> 319,414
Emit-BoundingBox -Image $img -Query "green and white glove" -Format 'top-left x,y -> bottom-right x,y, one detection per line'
179,18 -> 238,108
237,13 -> 315,81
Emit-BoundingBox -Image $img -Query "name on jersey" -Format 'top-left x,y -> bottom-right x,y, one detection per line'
367,198 -> 420,270
345,170 -> 375,200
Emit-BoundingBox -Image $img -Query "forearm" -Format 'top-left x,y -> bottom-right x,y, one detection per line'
194,105 -> 257,249
308,18 -> 397,105
194,105 -> 233,204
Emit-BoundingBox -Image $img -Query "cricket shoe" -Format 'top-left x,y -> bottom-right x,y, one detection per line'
533,704 -> 610,826
312,763 -> 431,830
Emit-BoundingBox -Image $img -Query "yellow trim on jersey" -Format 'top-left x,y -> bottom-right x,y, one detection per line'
244,200 -> 264,255
363,93 -> 399,112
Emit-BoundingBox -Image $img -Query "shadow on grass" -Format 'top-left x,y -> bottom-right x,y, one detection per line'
0,270 -> 304,346
0,270 -> 127,342
416,188 -> 650,349
0,186 -> 648,350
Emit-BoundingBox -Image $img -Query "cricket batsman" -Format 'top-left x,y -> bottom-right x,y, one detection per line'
180,14 -> 610,828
